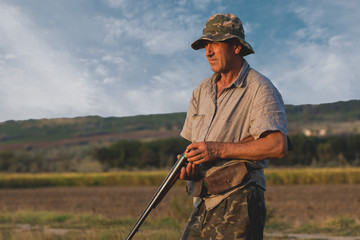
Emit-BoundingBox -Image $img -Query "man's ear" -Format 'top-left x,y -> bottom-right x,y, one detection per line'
234,44 -> 242,55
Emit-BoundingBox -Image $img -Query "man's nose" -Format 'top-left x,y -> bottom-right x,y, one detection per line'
205,46 -> 213,57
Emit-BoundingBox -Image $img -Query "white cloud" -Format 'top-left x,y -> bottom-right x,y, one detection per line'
0,2 -> 100,121
102,0 -> 126,9
260,1 -> 360,105
95,65 -> 109,77
100,2 -> 202,56
103,57 -> 210,117
0,0 -> 359,122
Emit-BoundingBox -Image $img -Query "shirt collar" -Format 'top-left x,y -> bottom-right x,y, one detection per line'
205,60 -> 250,103
233,59 -> 250,88
207,59 -> 250,89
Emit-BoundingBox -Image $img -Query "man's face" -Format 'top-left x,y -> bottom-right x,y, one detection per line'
204,41 -> 240,73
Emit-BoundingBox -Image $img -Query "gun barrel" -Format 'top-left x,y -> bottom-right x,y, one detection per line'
125,152 -> 187,240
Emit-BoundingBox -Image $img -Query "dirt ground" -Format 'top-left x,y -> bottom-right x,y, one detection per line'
0,185 -> 359,224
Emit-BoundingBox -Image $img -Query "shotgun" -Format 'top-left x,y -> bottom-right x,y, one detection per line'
125,151 -> 188,240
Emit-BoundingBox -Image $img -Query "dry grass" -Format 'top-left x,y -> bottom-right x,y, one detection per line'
0,167 -> 359,188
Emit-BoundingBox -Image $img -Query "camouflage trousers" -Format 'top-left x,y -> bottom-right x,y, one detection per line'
180,184 -> 266,240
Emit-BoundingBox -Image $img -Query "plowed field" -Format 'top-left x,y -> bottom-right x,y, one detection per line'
0,184 -> 359,224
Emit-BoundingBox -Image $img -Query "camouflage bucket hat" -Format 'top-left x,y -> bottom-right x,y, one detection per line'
191,13 -> 254,56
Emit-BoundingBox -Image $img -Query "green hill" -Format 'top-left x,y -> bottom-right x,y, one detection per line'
0,113 -> 186,146
286,100 -> 360,122
0,100 -> 359,148
0,100 -> 359,172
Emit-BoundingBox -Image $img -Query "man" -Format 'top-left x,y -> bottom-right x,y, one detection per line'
179,13 -> 288,239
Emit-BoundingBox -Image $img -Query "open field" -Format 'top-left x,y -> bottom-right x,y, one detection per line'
0,184 -> 359,239
0,185 -> 359,222
0,167 -> 359,188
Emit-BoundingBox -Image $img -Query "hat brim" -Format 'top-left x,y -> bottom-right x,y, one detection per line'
191,35 -> 254,56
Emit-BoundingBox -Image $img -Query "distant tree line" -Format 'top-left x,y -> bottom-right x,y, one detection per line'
92,135 -> 360,169
93,138 -> 190,170
0,149 -> 77,173
271,134 -> 360,167
1,135 -> 359,172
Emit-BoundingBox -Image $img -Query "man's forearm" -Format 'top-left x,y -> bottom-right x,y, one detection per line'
185,131 -> 287,165
219,131 -> 288,160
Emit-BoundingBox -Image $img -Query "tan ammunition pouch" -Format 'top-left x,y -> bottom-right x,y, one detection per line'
203,162 -> 249,195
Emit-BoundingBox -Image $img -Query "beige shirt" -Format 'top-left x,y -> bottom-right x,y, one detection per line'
180,60 -> 287,210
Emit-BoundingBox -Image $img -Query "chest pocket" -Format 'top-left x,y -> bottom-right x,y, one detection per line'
191,114 -> 207,142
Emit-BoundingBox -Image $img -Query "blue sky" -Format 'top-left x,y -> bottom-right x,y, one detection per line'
0,0 -> 359,122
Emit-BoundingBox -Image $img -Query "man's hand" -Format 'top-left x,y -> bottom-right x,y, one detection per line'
178,135 -> 256,180
185,142 -> 222,165
179,160 -> 200,180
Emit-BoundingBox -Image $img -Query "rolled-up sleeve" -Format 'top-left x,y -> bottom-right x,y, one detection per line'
180,91 -> 197,142
249,80 -> 287,140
